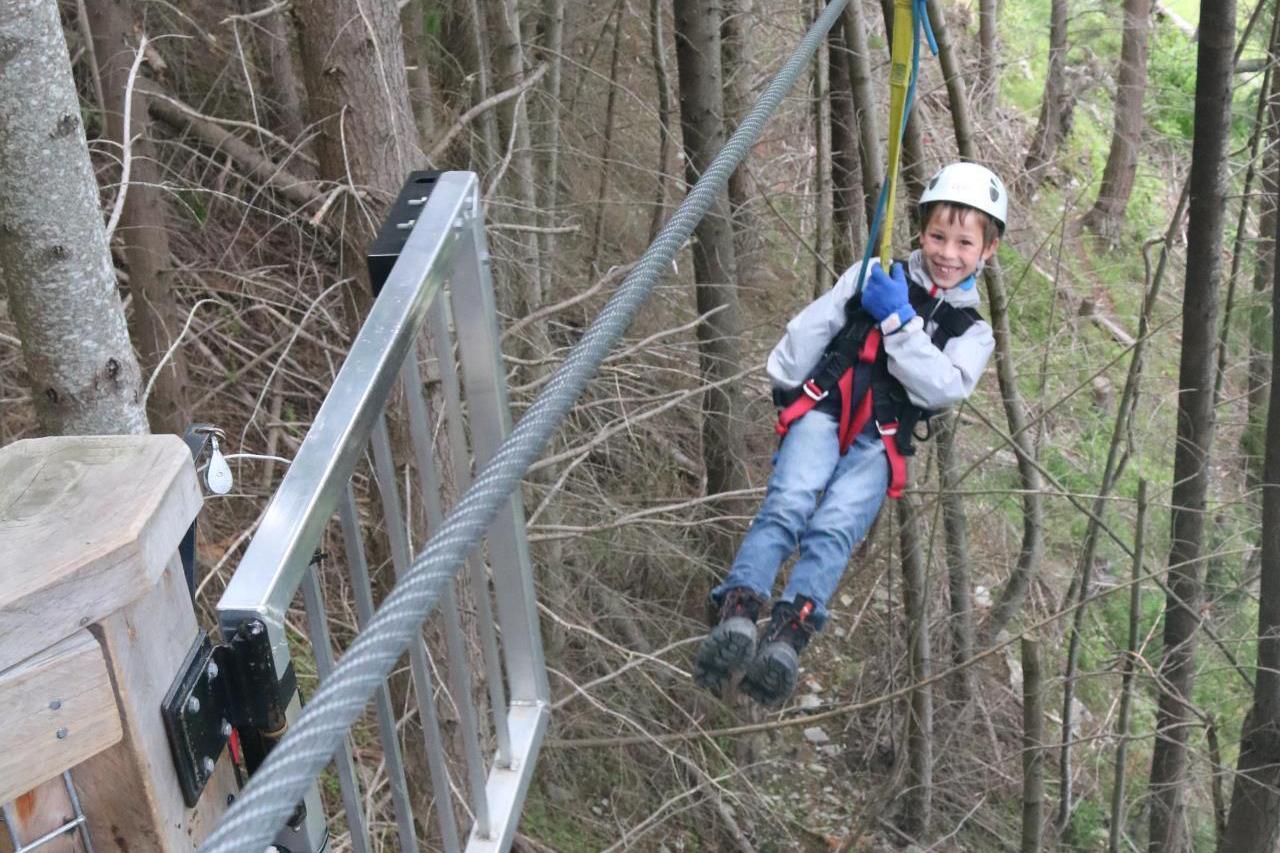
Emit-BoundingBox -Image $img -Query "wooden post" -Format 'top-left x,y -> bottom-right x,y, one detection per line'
0,436 -> 235,850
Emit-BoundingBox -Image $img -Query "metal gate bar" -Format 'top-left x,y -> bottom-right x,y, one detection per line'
214,172 -> 548,852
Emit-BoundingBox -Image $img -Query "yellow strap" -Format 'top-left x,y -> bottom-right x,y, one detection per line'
878,0 -> 915,263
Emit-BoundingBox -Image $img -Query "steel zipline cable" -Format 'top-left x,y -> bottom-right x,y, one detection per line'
199,1 -> 850,848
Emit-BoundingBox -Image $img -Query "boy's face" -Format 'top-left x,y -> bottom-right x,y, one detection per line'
920,207 -> 998,290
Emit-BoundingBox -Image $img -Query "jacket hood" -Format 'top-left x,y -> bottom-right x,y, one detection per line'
906,249 -> 983,309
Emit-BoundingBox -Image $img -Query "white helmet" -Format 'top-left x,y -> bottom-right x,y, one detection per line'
919,162 -> 1007,234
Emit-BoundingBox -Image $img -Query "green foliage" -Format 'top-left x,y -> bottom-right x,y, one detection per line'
1146,22 -> 1199,140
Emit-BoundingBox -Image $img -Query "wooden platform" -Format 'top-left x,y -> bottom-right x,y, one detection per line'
0,435 -> 202,671
0,435 -> 234,850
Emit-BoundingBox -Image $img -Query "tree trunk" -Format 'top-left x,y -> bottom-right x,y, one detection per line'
464,0 -> 501,169
1083,0 -> 1152,239
982,257 -> 1046,642
936,414 -> 974,697
588,1 -> 626,278
1021,634 -> 1045,853
1022,0 -> 1069,192
1,0 -> 147,834
1148,4 -> 1234,849
1221,71 -> 1280,853
536,0 -> 565,301
722,0 -> 756,269
673,0 -> 747,563
649,0 -> 674,241
924,0 -> 977,695
977,0 -> 998,115
1,0 -> 147,436
812,0 -> 832,297
402,0 -> 438,147
828,18 -> 863,273
491,0 -> 545,322
293,0 -> 420,311
86,0 -> 190,436
898,494 -> 933,840
1109,479 -> 1148,853
1245,14 -> 1280,490
842,0 -> 881,227
240,0 -> 309,157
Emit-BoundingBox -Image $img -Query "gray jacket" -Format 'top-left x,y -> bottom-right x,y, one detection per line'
766,250 -> 995,411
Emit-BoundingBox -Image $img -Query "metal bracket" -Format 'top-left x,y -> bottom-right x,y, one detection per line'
161,634 -> 230,806
366,170 -> 443,295
161,620 -> 298,806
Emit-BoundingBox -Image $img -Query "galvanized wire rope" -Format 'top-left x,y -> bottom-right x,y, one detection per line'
199,2 -> 849,848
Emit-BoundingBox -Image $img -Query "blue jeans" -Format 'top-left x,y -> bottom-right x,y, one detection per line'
712,412 -> 888,629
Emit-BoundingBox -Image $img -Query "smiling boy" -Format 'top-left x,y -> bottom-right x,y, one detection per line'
693,162 -> 1004,707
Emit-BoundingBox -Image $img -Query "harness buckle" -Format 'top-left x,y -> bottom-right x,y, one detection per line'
876,420 -> 899,436
802,380 -> 828,402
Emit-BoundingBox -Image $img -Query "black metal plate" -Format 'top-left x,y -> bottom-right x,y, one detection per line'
367,170 -> 443,295
161,633 -> 231,806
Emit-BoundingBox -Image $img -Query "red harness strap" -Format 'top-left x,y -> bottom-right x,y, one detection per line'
774,328 -> 908,499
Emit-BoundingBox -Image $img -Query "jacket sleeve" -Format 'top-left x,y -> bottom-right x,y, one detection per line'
883,316 -> 994,410
766,259 -> 871,389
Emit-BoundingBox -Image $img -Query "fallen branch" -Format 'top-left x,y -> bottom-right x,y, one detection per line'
429,63 -> 548,165
146,87 -> 322,211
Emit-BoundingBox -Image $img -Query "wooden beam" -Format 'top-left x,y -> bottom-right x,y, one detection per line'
0,436 -> 201,671
72,556 -> 235,851
0,631 -> 122,806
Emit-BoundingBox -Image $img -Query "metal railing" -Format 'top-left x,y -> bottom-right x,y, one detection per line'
215,171 -> 548,852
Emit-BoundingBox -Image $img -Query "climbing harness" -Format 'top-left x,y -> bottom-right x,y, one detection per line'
769,0 -> 942,499
774,276 -> 982,499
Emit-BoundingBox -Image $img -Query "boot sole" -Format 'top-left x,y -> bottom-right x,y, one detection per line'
693,618 -> 757,695
741,642 -> 799,707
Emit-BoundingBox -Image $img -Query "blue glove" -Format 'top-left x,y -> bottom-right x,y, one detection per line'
862,262 -> 916,328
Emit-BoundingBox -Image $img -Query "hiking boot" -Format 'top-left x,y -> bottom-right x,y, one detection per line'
693,587 -> 765,695
740,596 -> 817,707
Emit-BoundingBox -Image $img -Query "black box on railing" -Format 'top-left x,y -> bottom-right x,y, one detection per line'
367,170 -> 444,296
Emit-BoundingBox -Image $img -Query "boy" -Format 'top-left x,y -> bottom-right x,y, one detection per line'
693,162 -> 1005,706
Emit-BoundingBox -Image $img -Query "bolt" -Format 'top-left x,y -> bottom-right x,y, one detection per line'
49,699 -> 62,711
453,215 -> 467,231
395,219 -> 416,230
187,696 -> 201,714
56,728 -> 67,740
206,660 -> 219,680
220,720 -> 233,738
408,195 -> 428,206
201,757 -> 216,776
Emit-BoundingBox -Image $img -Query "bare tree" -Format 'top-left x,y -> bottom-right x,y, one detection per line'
976,0 -> 998,114
402,0 -> 438,145
898,494 -> 933,839
722,0 -> 757,267
1148,3 -> 1235,848
1245,18 -> 1280,488
293,0 -> 420,311
649,0 -> 675,240
1,0 -> 147,436
841,0 -> 882,225
238,0 -> 309,157
1082,0 -> 1152,239
673,0 -> 748,561
1221,82 -> 1280,853
1,0 -> 147,835
829,17 -> 864,272
85,0 -> 190,436
1022,634 -> 1045,853
1022,0 -> 1069,192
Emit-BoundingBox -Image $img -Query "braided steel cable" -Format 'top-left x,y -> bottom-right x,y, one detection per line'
199,2 -> 848,848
